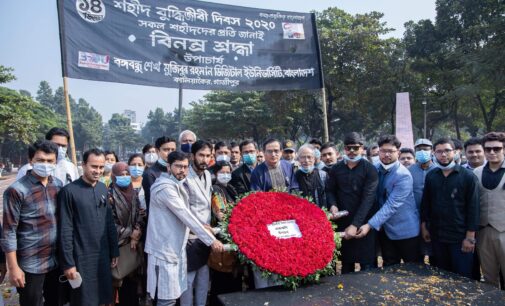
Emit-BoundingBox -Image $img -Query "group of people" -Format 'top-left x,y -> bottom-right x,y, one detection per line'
1,127 -> 504,306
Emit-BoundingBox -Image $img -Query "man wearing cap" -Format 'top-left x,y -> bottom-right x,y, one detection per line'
409,138 -> 437,263
326,132 -> 379,273
282,140 -> 297,164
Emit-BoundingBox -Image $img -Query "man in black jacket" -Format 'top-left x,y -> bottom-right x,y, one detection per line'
142,136 -> 177,210
231,140 -> 258,196
326,132 -> 379,273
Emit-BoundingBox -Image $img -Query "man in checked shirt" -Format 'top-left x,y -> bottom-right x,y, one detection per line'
1,140 -> 62,306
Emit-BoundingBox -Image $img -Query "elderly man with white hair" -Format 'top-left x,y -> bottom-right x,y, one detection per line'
179,130 -> 197,153
291,144 -> 328,208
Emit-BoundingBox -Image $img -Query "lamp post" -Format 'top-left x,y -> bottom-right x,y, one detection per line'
422,100 -> 427,139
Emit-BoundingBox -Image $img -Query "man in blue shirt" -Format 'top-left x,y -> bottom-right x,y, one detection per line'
409,138 -> 437,263
356,135 -> 420,266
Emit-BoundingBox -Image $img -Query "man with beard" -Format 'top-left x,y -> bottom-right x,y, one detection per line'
356,135 -> 420,266
145,151 -> 223,306
421,138 -> 479,278
181,140 -> 214,306
326,133 -> 378,273
320,142 -> 340,173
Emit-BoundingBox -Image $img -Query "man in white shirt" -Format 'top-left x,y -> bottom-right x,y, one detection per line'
16,128 -> 79,184
145,151 -> 223,306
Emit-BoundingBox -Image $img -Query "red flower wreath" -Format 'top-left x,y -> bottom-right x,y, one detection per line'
228,192 -> 336,278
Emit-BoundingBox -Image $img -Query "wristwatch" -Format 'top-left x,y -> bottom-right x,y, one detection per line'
465,238 -> 476,244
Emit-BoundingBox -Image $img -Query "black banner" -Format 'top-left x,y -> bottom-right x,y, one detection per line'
57,0 -> 323,91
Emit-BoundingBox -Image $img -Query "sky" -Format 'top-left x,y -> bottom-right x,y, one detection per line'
0,0 -> 436,125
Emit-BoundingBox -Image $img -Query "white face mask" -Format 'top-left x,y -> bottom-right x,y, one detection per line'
57,146 -> 67,161
371,156 -> 380,164
32,163 -> 56,178
104,163 -> 113,173
216,155 -> 231,163
144,153 -> 158,164
217,173 -> 232,184
380,160 -> 398,171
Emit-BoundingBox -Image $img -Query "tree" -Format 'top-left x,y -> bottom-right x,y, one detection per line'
73,98 -> 103,153
105,113 -> 142,157
0,66 -> 16,84
141,107 -> 182,143
36,81 -> 54,108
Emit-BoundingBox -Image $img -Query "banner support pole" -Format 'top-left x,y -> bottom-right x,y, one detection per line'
63,77 -> 78,165
321,87 -> 329,143
178,84 -> 183,135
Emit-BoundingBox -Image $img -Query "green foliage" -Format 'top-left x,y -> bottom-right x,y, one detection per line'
104,113 -> 142,156
141,107 -> 183,143
0,66 -> 16,84
74,98 -> 103,152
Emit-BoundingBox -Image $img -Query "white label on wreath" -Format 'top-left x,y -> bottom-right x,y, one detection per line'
267,220 -> 302,239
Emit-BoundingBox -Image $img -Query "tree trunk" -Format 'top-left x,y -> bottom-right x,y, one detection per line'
453,100 -> 461,140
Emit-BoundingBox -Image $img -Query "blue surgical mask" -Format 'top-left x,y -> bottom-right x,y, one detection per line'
314,149 -> 321,159
454,152 -> 461,162
216,155 -> 230,163
115,175 -> 131,188
243,153 -> 257,166
181,143 -> 192,153
436,160 -> 456,170
371,156 -> 380,164
128,166 -> 144,178
343,154 -> 362,163
300,165 -> 315,174
217,173 -> 232,184
32,163 -> 56,178
57,146 -> 67,161
415,150 -> 432,164
158,158 -> 168,167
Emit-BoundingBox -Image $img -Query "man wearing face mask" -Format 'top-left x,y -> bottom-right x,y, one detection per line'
181,140 -> 214,306
142,144 -> 158,168
142,136 -> 177,210
320,142 -> 340,173
308,139 -> 324,170
291,144 -> 327,208
367,145 -> 380,165
326,132 -> 378,273
281,140 -> 297,165
231,140 -> 259,195
145,151 -> 222,306
2,140 -> 62,306
179,130 -> 197,154
421,138 -> 479,278
356,135 -> 420,267
16,128 -> 79,185
409,139 -> 437,262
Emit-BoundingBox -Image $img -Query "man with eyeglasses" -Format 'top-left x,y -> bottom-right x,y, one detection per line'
474,132 -> 505,288
421,138 -> 479,278
145,151 -> 223,306
356,135 -> 420,266
326,132 -> 378,273
250,138 -> 297,193
409,139 -> 437,263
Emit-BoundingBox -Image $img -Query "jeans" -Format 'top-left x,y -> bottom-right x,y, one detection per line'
17,268 -> 60,306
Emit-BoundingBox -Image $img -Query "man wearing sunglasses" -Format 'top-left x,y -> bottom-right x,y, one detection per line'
326,132 -> 378,273
474,132 -> 505,288
421,138 -> 479,278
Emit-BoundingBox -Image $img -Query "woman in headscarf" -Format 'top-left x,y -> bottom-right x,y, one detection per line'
208,161 -> 242,305
109,162 -> 145,306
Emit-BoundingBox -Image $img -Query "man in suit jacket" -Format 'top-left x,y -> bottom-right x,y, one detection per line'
231,140 -> 259,195
181,140 -> 214,306
250,138 -> 298,192
356,135 -> 420,266
145,151 -> 222,306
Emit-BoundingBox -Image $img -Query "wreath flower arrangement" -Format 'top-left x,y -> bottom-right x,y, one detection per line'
219,191 -> 340,290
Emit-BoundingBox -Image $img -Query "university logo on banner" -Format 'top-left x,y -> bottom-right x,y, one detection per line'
57,0 -> 323,91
